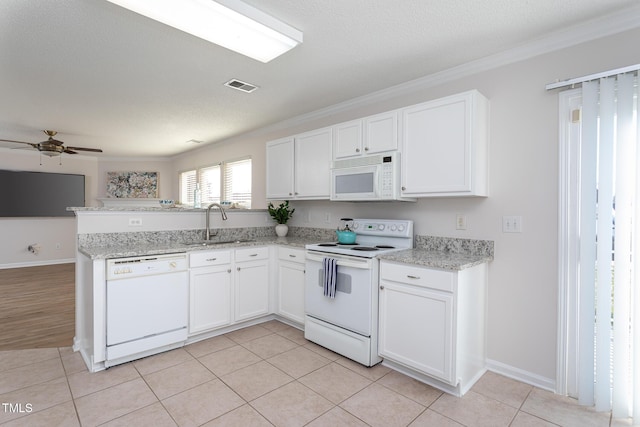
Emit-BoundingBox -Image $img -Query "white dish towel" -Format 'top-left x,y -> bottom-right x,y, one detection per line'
323,257 -> 337,298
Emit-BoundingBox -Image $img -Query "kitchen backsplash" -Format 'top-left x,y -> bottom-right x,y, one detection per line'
77,226 -> 336,247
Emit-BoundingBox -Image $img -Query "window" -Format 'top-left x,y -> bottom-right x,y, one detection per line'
180,158 -> 252,208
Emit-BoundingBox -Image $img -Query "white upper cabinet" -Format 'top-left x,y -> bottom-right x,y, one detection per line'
333,120 -> 362,159
364,110 -> 399,154
333,111 -> 399,160
294,127 -> 332,199
266,128 -> 332,200
266,137 -> 295,199
401,90 -> 489,197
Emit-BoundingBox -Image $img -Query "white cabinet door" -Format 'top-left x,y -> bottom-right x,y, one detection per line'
235,259 -> 270,322
333,119 -> 363,159
379,279 -> 455,384
294,127 -> 332,198
277,248 -> 305,324
364,110 -> 398,154
401,90 -> 488,197
266,137 -> 295,199
189,265 -> 232,334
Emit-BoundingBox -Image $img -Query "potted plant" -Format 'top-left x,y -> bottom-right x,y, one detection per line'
268,201 -> 295,237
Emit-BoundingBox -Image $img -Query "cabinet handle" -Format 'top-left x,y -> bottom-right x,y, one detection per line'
295,192 -> 299,195
401,186 -> 406,191
227,269 -> 231,273
289,192 -> 293,196
237,267 -> 241,271
379,285 -> 384,290
249,253 -> 258,257
364,147 -> 369,151
407,275 -> 420,279
206,258 -> 217,261
355,148 -> 360,153
289,254 -> 297,258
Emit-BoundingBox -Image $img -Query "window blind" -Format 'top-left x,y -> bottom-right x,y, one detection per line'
224,158 -> 252,208
199,164 -> 221,204
180,170 -> 197,205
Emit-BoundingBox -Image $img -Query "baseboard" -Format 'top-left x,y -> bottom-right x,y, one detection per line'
0,258 -> 75,269
486,358 -> 556,392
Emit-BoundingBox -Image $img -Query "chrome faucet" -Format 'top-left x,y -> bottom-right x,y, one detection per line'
205,203 -> 228,240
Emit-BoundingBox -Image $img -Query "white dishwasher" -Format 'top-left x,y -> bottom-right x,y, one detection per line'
105,253 -> 188,367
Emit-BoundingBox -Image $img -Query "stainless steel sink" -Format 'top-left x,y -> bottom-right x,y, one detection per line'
182,239 -> 255,246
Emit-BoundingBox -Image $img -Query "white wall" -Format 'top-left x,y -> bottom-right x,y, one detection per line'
168,27 -> 640,388
0,149 -> 99,267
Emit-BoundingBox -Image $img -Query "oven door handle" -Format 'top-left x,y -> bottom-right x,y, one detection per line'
306,251 -> 372,269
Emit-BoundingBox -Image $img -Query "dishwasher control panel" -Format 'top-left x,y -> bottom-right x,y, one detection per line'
107,253 -> 187,280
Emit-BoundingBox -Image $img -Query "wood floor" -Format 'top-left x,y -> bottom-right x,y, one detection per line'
0,263 -> 75,350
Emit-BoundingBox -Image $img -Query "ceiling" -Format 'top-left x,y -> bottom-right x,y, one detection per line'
1,0 -> 639,158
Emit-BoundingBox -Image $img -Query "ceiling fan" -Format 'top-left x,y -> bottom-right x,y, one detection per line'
0,130 -> 103,156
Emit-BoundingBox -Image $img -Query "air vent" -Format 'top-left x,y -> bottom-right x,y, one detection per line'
224,79 -> 259,93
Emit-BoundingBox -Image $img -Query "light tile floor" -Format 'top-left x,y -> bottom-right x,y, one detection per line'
0,320 -> 627,427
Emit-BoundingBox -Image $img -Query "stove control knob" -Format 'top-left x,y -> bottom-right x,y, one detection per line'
398,224 -> 405,232
352,223 -> 359,229
378,224 -> 385,231
390,224 -> 397,231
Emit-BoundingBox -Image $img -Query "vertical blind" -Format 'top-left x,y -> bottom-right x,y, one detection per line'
578,71 -> 639,422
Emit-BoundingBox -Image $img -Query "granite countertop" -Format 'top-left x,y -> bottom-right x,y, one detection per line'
377,248 -> 492,271
78,236 -> 311,259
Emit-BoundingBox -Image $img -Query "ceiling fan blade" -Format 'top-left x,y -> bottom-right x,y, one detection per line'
63,149 -> 78,154
66,146 -> 103,153
0,138 -> 32,144
1,139 -> 38,149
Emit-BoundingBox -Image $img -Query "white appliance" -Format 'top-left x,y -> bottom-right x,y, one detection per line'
305,219 -> 413,366
330,152 -> 415,201
105,253 -> 188,367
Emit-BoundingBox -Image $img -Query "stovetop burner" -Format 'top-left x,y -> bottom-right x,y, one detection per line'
351,246 -> 379,251
375,245 -> 395,249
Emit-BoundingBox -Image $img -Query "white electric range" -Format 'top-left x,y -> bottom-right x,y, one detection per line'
304,219 -> 413,366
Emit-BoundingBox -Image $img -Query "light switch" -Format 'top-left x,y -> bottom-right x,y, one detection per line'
502,216 -> 522,233
456,214 -> 467,230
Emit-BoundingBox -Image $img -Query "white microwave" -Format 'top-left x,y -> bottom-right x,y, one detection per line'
330,152 -> 415,201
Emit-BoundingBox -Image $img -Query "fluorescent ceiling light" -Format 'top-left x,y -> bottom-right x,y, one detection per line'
106,0 -> 303,63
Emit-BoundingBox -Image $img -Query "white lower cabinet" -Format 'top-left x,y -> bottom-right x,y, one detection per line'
189,250 -> 233,334
188,247 -> 269,335
276,247 -> 305,324
378,260 -> 487,396
235,247 -> 270,322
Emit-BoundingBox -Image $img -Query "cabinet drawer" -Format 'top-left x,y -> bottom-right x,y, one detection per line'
190,250 -> 232,268
278,247 -> 305,263
380,262 -> 454,292
235,246 -> 269,262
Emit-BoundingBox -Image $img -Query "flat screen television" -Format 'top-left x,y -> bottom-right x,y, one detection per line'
0,169 -> 85,217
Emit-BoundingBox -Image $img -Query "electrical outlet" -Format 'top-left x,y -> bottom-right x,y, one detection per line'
502,215 -> 522,233
456,214 -> 467,230
128,218 -> 143,227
